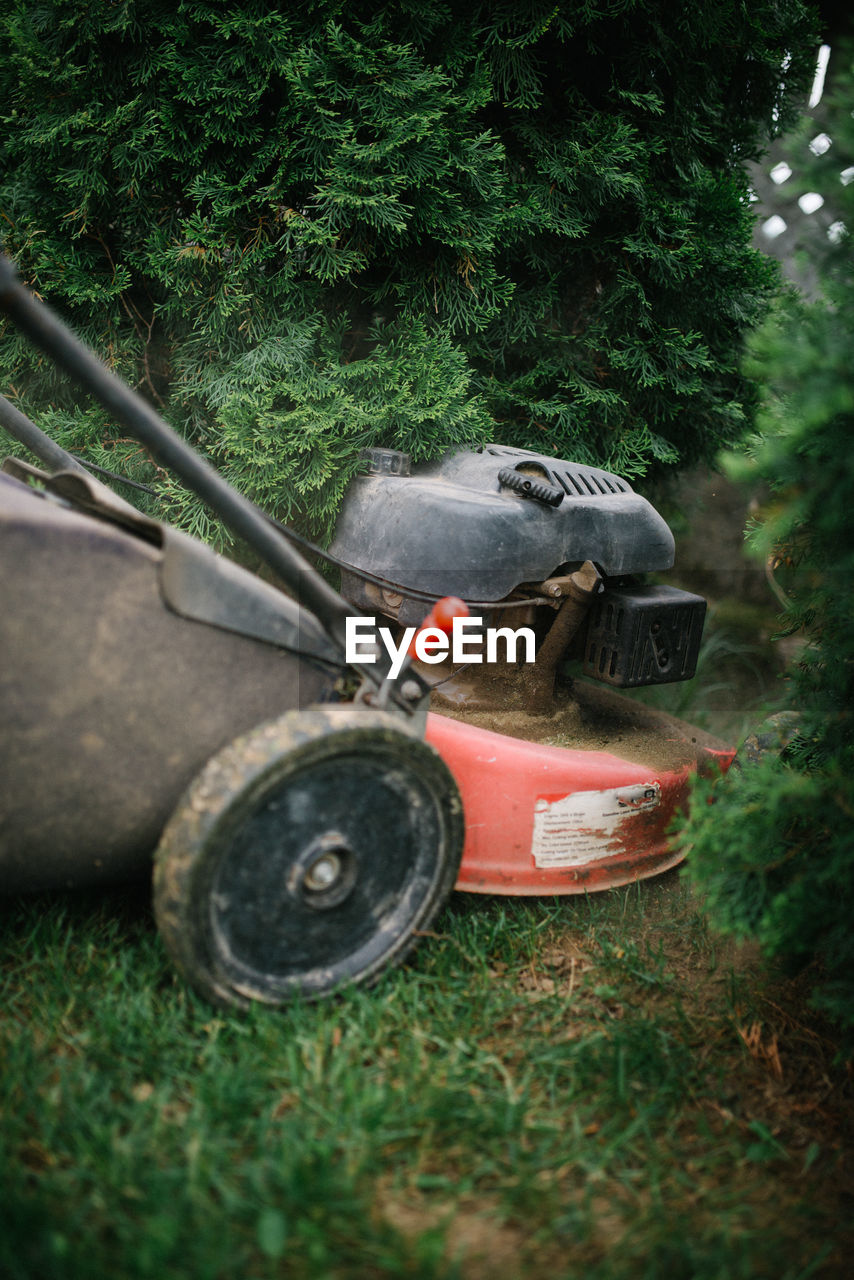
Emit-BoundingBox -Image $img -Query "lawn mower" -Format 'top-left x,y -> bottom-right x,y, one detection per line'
0,252 -> 734,1009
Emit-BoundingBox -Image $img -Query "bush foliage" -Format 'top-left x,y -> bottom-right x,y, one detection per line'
680,43 -> 854,1047
0,1 -> 815,540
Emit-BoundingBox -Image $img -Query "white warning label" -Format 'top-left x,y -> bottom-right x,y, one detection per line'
532,782 -> 661,869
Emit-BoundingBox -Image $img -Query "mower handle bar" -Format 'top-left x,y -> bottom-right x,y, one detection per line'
0,252 -> 425,716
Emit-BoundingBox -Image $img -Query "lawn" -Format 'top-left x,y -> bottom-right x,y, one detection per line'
2,534 -> 851,1279
2,863 -> 851,1279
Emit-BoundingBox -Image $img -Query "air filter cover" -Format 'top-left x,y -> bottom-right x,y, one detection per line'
582,584 -> 706,687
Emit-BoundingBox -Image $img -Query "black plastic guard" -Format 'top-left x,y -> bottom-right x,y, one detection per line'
581,583 -> 707,687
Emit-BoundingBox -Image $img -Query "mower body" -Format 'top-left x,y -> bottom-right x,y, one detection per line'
0,439 -> 733,905
0,245 -> 735,1012
0,467 -> 342,892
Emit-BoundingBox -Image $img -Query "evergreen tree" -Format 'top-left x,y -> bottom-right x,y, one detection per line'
0,1 -> 816,541
679,41 -> 854,1048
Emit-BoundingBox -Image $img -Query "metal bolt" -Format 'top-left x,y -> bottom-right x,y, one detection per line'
304,852 -> 342,891
400,679 -> 422,702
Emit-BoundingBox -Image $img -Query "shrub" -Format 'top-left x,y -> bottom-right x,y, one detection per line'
0,1 -> 816,540
679,40 -> 854,1047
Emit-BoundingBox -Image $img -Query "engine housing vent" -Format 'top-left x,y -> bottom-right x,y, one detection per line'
582,584 -> 706,688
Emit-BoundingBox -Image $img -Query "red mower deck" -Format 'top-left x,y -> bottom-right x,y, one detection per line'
426,680 -> 734,894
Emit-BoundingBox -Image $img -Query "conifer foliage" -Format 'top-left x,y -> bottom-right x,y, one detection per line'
0,1 -> 815,539
679,43 -> 854,1048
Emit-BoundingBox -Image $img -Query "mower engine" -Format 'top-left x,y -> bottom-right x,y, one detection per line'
330,444 -> 706,704
330,444 -> 732,897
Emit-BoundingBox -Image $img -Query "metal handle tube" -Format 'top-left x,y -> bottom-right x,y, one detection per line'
0,391 -> 91,476
0,254 -> 357,656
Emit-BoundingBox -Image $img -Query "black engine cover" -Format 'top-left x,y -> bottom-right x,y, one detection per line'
330,445 -> 675,611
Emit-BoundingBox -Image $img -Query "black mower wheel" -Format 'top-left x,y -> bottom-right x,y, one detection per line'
152,703 -> 464,1009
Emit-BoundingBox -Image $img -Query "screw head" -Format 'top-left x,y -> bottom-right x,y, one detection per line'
304,852 -> 342,891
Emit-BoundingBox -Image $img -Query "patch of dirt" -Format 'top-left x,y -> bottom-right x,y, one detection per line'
380,868 -> 854,1277
568,872 -> 854,1240
380,1190 -> 532,1279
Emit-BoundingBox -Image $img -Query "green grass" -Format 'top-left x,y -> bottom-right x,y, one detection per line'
1,876 -> 850,1279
